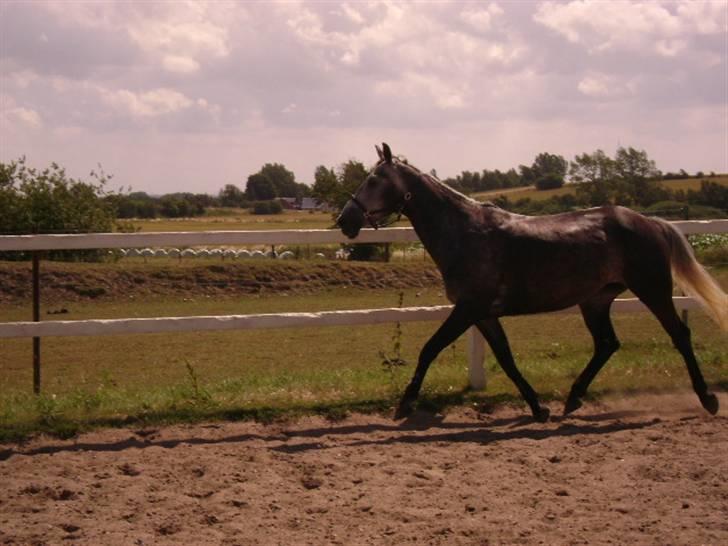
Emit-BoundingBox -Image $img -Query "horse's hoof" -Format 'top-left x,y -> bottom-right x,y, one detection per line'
701,393 -> 719,415
534,406 -> 550,423
563,397 -> 582,416
394,400 -> 414,420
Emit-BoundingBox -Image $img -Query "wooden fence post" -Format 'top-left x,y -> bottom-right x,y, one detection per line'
467,326 -> 486,390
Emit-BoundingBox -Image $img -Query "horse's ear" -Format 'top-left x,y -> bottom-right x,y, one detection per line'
375,144 -> 384,161
382,143 -> 393,163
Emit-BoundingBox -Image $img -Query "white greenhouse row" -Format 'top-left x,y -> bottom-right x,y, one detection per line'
116,248 -> 331,260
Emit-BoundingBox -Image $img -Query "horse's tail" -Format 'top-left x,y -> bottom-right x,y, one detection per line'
654,217 -> 728,331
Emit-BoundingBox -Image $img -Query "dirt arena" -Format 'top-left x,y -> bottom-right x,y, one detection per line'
1,392 -> 727,546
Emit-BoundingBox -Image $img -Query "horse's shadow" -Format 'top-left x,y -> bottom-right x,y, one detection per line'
0,410 -> 662,462
272,411 -> 661,454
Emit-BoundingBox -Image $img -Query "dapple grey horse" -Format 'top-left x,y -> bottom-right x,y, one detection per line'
337,143 -> 727,422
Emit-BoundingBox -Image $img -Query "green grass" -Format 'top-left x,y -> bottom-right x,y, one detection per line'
472,175 -> 728,203
2,269 -> 727,441
131,210 -> 338,232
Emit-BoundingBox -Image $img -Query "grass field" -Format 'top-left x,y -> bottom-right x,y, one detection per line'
472,175 -> 728,203
2,267 -> 727,440
132,210 -> 336,232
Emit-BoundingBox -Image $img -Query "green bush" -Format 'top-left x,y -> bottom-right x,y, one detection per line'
345,243 -> 388,262
534,173 -> 564,190
0,158 -> 116,261
252,200 -> 284,215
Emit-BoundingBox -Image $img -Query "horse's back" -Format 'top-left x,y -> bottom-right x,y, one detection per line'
478,206 -> 666,314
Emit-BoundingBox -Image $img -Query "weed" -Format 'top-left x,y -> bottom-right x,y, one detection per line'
184,360 -> 213,406
379,292 -> 409,388
35,394 -> 61,426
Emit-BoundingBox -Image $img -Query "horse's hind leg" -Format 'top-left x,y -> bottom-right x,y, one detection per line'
630,281 -> 719,415
477,318 -> 550,422
564,289 -> 623,415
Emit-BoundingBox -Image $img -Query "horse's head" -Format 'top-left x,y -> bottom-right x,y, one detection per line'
336,143 -> 411,239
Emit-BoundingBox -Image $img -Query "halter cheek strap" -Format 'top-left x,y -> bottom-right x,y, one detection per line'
350,191 -> 412,229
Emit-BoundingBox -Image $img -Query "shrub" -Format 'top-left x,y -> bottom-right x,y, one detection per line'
252,200 -> 284,215
345,243 -> 387,262
534,173 -> 564,190
0,158 -> 116,261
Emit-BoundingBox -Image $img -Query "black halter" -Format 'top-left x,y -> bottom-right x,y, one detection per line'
349,191 -> 412,229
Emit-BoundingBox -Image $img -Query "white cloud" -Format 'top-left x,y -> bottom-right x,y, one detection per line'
534,0 -> 726,56
460,3 -> 504,32
7,70 -> 39,89
676,1 -> 728,34
340,4 -> 365,25
577,73 -> 636,99
7,106 -> 43,128
376,72 -> 468,110
125,3 -> 238,73
655,39 -> 687,58
98,88 -> 194,118
162,55 -> 201,74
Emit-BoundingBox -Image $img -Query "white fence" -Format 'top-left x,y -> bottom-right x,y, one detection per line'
1,220 -> 726,391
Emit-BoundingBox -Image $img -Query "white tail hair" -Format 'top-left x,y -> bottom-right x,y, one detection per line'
655,218 -> 728,331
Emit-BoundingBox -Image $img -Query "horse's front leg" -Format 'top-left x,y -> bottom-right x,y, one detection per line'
395,303 -> 476,420
477,318 -> 550,422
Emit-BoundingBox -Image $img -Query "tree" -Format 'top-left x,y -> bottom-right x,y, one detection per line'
518,164 -> 537,186
687,181 -> 728,211
571,149 -> 629,206
569,150 -> 615,185
0,157 -> 116,260
530,152 -> 567,190
570,147 -> 666,207
218,184 -> 247,207
259,163 -> 298,197
336,160 -> 368,208
244,163 -> 301,200
311,165 -> 341,205
245,172 -> 276,201
614,146 -> 664,206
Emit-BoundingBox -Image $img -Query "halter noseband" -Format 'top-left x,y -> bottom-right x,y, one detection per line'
349,191 -> 412,230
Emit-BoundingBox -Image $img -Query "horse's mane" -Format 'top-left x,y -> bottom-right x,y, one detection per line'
394,158 -> 485,207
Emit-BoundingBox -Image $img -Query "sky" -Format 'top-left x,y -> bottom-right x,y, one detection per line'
1,1 -> 726,195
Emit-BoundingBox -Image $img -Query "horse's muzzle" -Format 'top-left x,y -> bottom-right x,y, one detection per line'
336,200 -> 364,239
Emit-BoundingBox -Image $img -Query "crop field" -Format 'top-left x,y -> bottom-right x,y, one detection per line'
133,210 -> 337,232
472,175 -> 728,203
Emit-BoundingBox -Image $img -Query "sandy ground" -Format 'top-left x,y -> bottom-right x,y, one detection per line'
1,392 -> 727,546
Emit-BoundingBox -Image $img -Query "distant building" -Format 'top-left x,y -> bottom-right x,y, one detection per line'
299,197 -> 335,212
275,196 -> 336,212
278,197 -> 298,210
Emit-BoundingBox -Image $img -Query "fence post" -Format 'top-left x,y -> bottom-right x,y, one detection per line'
32,251 -> 41,394
467,326 -> 486,390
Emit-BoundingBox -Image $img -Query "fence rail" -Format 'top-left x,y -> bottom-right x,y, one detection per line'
1,221 -> 726,393
0,220 -> 726,252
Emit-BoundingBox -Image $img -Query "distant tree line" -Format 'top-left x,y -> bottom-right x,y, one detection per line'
440,152 -> 569,194
493,147 -> 727,219
1,144 -> 725,246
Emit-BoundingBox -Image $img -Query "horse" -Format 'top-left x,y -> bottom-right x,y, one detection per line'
336,143 -> 727,422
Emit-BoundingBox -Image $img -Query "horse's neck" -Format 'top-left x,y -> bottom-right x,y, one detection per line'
400,168 -> 476,271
